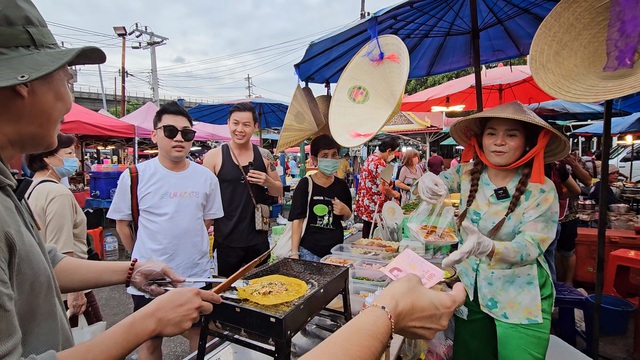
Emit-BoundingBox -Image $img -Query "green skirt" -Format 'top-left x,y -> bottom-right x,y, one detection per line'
453,264 -> 553,360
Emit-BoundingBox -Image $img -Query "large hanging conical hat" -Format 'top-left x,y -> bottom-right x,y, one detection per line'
315,94 -> 332,135
328,35 -> 410,148
530,0 -> 640,102
276,85 -> 326,152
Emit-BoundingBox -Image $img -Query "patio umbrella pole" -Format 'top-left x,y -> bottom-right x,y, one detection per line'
592,99 -> 613,359
134,126 -> 138,164
469,0 -> 483,112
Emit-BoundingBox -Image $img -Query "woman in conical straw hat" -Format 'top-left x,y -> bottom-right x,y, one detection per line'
421,101 -> 569,359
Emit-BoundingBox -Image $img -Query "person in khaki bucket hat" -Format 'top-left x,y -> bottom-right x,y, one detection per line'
0,1 -> 221,359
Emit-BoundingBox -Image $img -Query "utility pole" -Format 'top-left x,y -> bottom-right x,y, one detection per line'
113,26 -> 128,117
245,73 -> 254,98
130,23 -> 168,105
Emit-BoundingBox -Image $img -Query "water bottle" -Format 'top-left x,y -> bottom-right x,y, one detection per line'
103,233 -> 119,261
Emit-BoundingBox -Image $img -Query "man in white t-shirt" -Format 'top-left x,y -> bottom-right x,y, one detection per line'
108,101 -> 224,360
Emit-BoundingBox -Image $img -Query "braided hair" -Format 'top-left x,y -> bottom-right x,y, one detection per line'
487,162 -> 532,238
457,159 -> 484,227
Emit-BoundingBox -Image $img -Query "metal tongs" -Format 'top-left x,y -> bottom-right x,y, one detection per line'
150,245 -> 274,293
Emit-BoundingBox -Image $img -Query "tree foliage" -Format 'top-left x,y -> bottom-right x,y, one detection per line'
109,100 -> 143,118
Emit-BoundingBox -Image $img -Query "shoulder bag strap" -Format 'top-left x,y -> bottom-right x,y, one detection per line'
227,144 -> 259,208
25,179 -> 58,200
301,175 -> 313,237
129,165 -> 139,234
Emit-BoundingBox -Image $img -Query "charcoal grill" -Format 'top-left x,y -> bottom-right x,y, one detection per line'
196,258 -> 351,359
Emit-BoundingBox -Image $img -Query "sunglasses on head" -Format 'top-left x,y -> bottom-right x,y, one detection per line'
156,125 -> 197,141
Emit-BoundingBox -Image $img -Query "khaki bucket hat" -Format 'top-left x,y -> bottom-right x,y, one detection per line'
450,101 -> 570,164
0,0 -> 106,88
530,0 -> 640,102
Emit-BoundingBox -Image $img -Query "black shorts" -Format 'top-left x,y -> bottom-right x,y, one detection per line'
131,283 -> 212,328
557,219 -> 578,256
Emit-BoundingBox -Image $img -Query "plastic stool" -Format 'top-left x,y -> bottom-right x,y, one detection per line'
553,282 -> 593,354
603,249 -> 640,305
86,226 -> 104,259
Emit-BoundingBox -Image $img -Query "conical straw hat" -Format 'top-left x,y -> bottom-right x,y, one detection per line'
315,94 -> 332,135
329,35 -> 410,148
449,101 -> 569,163
530,0 -> 640,102
276,85 -> 325,152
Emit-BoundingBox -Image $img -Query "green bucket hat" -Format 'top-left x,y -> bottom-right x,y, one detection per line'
0,0 -> 106,88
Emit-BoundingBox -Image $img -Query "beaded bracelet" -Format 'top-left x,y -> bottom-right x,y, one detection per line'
362,303 -> 394,348
124,258 -> 138,288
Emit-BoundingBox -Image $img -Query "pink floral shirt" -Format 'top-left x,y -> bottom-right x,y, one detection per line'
355,154 -> 390,222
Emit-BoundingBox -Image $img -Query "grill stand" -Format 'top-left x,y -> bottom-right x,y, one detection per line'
196,259 -> 352,359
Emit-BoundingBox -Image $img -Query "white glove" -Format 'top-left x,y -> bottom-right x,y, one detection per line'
442,221 -> 494,268
417,172 -> 447,204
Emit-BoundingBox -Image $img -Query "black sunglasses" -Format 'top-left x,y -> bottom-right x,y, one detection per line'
156,125 -> 197,141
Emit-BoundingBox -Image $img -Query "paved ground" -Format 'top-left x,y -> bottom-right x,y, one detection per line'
93,226 -> 635,360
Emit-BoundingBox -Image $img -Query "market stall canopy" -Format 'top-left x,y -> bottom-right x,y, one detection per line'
188,97 -> 288,129
120,101 -> 218,141
61,103 -> 135,138
284,144 -> 310,154
570,112 -> 640,137
527,99 -> 629,121
192,122 -> 259,144
440,137 -> 459,146
402,65 -> 553,112
381,112 -> 444,133
613,93 -> 640,114
119,101 -> 158,138
294,0 -> 559,84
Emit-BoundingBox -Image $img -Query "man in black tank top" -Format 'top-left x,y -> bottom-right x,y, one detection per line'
202,103 -> 283,277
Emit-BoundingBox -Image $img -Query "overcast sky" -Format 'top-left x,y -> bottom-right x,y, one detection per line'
34,0 -> 394,105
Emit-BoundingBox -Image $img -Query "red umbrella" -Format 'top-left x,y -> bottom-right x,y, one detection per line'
62,103 -> 135,137
401,65 -> 554,112
284,145 -> 310,154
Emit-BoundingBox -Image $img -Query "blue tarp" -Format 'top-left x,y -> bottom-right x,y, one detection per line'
613,93 -> 640,114
294,0 -> 560,84
527,99 -> 629,121
571,112 -> 640,136
188,98 -> 288,129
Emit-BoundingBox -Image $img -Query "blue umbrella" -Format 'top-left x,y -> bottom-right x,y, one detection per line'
188,97 -> 288,129
294,0 -> 559,110
613,92 -> 640,114
571,112 -> 640,136
527,99 -> 630,121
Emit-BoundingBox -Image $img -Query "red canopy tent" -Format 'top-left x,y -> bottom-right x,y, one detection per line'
285,145 -> 310,153
401,65 -> 554,112
61,103 -> 135,137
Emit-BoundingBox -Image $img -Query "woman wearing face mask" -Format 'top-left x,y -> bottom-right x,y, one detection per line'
26,133 -> 103,327
355,136 -> 401,238
289,135 -> 352,261
395,149 -> 424,206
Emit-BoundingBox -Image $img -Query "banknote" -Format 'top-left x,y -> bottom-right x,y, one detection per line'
381,249 -> 445,288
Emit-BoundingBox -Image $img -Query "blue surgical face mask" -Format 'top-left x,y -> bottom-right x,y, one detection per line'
53,155 -> 79,178
317,158 -> 340,176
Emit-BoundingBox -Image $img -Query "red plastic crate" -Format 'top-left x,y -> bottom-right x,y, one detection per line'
574,228 -> 640,284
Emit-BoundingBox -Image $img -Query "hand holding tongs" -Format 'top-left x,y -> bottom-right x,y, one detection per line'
149,245 -> 274,293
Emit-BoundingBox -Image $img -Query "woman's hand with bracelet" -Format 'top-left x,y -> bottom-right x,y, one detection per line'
373,274 -> 466,340
130,260 -> 186,297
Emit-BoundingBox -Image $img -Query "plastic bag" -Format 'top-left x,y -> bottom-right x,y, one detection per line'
68,312 -> 106,344
406,197 -> 459,245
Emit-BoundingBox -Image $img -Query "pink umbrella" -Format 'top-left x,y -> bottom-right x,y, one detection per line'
401,65 -> 554,112
120,102 -> 224,141
192,122 -> 259,144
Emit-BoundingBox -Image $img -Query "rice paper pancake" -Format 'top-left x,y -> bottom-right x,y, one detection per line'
237,275 -> 308,305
